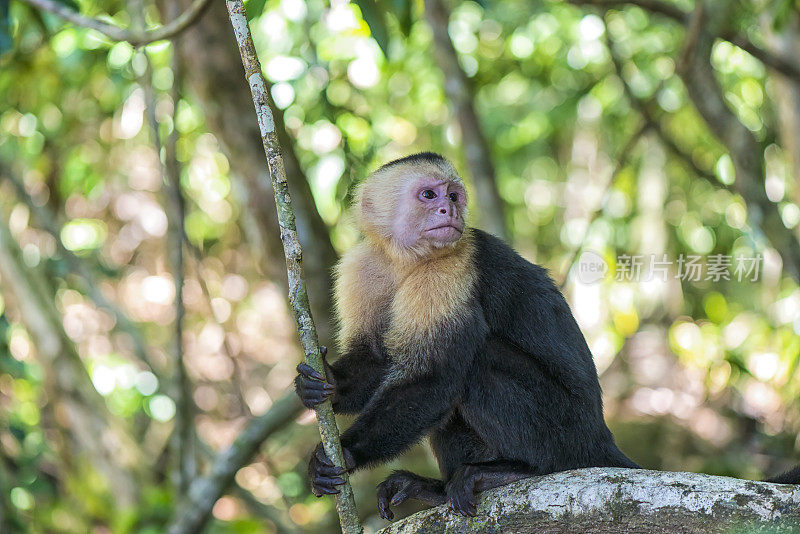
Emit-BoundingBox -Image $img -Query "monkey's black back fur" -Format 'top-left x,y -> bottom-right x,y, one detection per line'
769,465 -> 800,484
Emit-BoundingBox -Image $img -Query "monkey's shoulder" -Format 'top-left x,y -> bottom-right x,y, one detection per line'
469,228 -> 564,311
470,229 -> 553,285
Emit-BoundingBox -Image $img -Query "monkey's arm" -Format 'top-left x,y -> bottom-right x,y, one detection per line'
306,356 -> 473,496
329,340 -> 390,414
295,341 -> 389,414
339,313 -> 488,469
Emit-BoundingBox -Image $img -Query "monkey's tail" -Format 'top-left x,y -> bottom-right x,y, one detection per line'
767,464 -> 800,484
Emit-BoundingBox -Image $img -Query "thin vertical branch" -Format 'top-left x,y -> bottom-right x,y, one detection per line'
162,27 -> 196,501
133,0 -> 196,492
141,60 -> 196,493
223,2 -> 362,533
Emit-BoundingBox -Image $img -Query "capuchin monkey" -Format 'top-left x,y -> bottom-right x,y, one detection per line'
294,152 -> 800,519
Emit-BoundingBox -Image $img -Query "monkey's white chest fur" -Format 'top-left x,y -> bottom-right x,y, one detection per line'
334,238 -> 477,374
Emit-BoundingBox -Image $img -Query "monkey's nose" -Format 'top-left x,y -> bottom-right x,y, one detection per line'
438,207 -> 448,215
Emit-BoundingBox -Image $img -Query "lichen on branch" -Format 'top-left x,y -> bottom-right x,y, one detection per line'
380,468 -> 800,533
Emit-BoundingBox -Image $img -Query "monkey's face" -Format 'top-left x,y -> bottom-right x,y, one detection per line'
356,155 -> 468,256
392,176 -> 467,250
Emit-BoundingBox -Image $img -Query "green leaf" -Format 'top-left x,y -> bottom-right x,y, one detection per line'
354,0 -> 390,57
0,0 -> 12,57
245,0 -> 267,20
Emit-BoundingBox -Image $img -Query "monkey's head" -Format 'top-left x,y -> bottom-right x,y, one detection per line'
355,153 -> 468,256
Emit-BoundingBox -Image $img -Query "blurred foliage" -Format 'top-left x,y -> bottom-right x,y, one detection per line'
0,0 -> 799,532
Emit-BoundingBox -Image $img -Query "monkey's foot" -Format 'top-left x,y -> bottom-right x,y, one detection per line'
445,461 -> 537,516
445,465 -> 480,516
377,471 -> 446,521
308,442 -> 346,497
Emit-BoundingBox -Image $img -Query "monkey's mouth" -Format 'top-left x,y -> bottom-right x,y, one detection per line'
425,224 -> 464,242
426,224 -> 463,233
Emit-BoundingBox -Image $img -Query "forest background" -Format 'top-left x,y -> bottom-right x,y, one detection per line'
1,0 -> 800,532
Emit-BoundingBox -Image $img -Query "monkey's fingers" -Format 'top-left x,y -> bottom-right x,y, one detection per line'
390,485 -> 411,506
376,485 -> 396,521
299,391 -> 334,408
448,490 -> 477,517
310,467 -> 345,497
302,379 -> 335,394
447,474 -> 478,517
315,463 -> 345,478
377,502 -> 394,521
299,380 -> 335,403
297,363 -> 324,381
377,504 -> 394,521
312,484 -> 341,497
295,376 -> 334,408
315,475 -> 345,487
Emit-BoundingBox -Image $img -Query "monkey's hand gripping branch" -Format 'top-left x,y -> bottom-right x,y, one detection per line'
295,346 -> 337,408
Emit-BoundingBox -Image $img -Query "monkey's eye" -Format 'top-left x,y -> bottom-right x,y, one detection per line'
449,192 -> 459,202
420,189 -> 436,200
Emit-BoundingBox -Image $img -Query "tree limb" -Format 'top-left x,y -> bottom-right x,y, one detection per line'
20,0 -> 211,46
223,2 -> 362,532
166,392 -> 303,534
677,1 -> 800,280
567,0 -> 800,82
379,467 -> 800,533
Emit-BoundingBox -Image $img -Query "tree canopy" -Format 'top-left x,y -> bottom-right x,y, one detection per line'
0,0 -> 799,532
